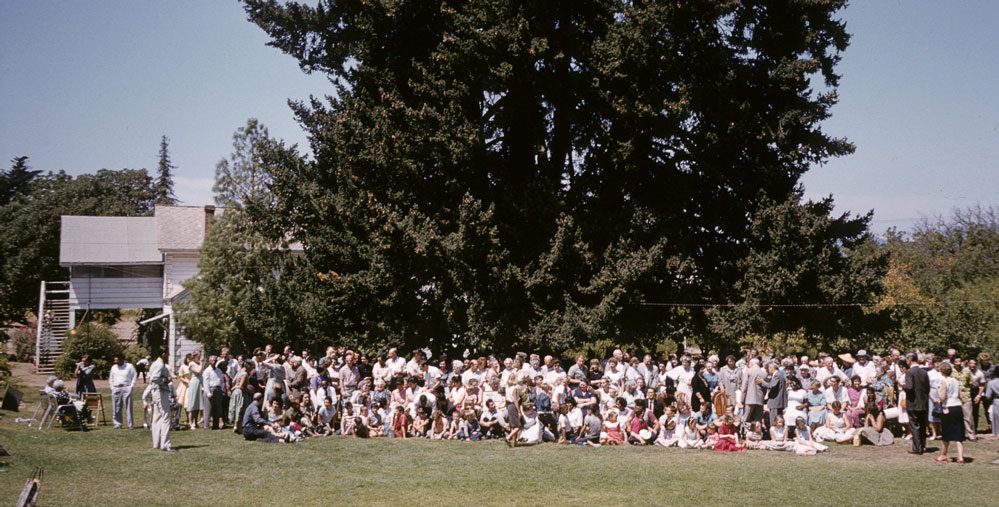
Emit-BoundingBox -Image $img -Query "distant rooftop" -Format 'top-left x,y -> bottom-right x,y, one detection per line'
60,216 -> 159,265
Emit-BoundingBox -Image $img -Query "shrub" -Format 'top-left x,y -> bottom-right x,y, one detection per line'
53,322 -> 123,380
123,344 -> 150,366
8,325 -> 37,362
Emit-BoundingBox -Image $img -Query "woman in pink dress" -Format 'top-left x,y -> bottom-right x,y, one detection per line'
714,414 -> 745,452
845,376 -> 866,428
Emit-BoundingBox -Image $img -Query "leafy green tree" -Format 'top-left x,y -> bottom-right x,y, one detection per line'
0,156 -> 41,206
0,169 -> 158,324
53,322 -> 123,380
243,0 -> 869,353
155,135 -> 178,205
874,206 -> 999,355
179,121 -> 323,353
213,118 -> 279,209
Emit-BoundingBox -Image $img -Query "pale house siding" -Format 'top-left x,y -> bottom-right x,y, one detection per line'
166,292 -> 202,370
69,276 -> 163,309
163,254 -> 201,299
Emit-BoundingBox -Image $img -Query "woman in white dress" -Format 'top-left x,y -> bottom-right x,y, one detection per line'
784,377 -> 808,426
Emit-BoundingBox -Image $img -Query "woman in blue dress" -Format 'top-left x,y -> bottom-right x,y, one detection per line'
805,379 -> 827,431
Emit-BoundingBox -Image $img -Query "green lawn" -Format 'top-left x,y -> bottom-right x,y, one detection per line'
1,386 -> 997,506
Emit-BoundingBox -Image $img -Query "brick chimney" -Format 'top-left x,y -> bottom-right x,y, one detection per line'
204,205 -> 216,232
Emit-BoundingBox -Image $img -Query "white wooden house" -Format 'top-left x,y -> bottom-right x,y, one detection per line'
46,205 -> 225,370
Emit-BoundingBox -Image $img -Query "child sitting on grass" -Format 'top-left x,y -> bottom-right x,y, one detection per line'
699,423 -> 720,449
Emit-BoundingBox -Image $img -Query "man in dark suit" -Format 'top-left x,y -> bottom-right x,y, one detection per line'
903,352 -> 930,454
759,360 -> 788,427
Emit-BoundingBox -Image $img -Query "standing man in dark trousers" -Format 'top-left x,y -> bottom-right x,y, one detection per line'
759,359 -> 788,428
202,355 -> 225,430
903,352 -> 930,454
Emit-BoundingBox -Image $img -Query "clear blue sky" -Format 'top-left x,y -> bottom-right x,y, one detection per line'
2,1 -> 997,234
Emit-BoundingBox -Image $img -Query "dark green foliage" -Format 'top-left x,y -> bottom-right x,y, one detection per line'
707,193 -> 888,351
55,322 -> 124,380
239,0 -> 875,353
137,308 -> 167,352
0,168 -> 158,324
123,343 -> 150,366
0,156 -> 41,206
156,135 -> 178,205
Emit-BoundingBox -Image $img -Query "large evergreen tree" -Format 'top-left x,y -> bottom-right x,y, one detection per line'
0,156 -> 41,206
242,0 -> 879,353
155,135 -> 177,205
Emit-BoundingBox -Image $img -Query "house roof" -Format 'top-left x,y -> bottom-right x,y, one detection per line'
156,205 -> 223,252
60,205 -> 304,265
60,216 -> 160,265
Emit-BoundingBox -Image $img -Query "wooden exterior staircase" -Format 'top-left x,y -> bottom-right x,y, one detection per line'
35,281 -> 71,375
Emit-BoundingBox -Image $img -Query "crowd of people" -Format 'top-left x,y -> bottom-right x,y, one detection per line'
128,344 -> 997,461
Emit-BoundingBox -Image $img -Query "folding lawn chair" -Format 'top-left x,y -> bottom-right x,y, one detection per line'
21,391 -> 52,428
82,392 -> 107,428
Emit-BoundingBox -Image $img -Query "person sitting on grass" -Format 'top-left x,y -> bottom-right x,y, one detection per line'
241,393 -> 281,443
515,401 -> 546,446
412,407 -> 430,437
340,403 -> 357,436
600,409 -> 625,445
678,416 -> 702,448
813,401 -> 856,443
459,410 -> 482,441
859,401 -> 894,446
713,414 -> 744,452
480,399 -> 505,439
446,411 -> 462,439
575,405 -> 602,446
628,401 -> 655,445
429,409 -> 448,440
759,414 -> 794,451
744,421 -> 764,449
393,404 -> 410,439
655,405 -> 679,447
792,416 -> 828,455
699,423 -> 720,449
315,397 -> 335,436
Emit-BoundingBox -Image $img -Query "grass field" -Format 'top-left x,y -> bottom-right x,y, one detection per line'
2,380 -> 998,506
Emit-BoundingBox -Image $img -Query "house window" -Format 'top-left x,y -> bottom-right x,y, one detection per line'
72,265 -> 164,278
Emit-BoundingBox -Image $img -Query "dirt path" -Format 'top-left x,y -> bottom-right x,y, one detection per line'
9,361 -> 110,390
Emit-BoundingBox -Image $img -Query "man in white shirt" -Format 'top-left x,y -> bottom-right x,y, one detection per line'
372,353 -> 394,384
462,359 -> 485,386
544,361 -> 567,387
420,360 -> 443,392
386,348 -> 407,377
202,356 -> 225,429
219,347 -> 239,379
815,357 -> 848,385
851,350 -> 876,386
109,354 -> 137,429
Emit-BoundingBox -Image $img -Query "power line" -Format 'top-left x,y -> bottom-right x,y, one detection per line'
639,300 -> 999,308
